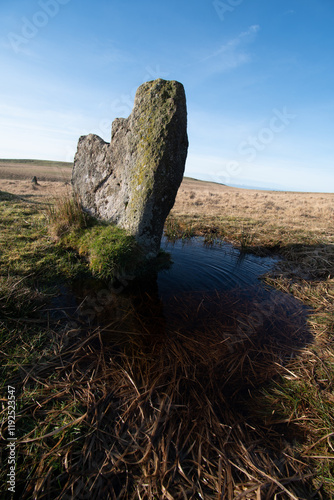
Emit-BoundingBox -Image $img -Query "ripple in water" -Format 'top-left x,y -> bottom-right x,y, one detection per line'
158,237 -> 279,298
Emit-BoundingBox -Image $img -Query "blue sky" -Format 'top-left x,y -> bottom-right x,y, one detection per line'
1,0 -> 333,192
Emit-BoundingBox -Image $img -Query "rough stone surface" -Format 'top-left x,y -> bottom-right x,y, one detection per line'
72,79 -> 188,256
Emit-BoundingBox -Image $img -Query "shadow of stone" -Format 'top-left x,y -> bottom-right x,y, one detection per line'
68,273 -> 312,399
43,272 -> 317,498
0,189 -> 48,205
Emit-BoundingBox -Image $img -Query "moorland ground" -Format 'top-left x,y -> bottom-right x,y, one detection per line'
1,159 -> 333,240
0,159 -> 333,498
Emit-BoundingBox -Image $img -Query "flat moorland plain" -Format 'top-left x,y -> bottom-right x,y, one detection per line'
0,158 -> 72,181
1,160 -> 334,498
173,177 -> 334,241
1,162 -> 333,240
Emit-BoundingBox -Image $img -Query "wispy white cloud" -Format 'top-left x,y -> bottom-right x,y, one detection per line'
196,25 -> 260,76
202,25 -> 260,62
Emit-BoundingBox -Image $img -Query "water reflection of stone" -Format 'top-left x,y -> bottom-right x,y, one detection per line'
72,272 -> 166,343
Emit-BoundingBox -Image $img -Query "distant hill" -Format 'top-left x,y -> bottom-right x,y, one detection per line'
0,159 -> 73,181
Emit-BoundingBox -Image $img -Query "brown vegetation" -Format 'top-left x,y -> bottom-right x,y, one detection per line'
1,174 -> 333,241
1,162 -> 333,498
173,178 -> 334,238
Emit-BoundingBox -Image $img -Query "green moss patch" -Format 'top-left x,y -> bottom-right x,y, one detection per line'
64,223 -> 144,280
48,194 -> 146,280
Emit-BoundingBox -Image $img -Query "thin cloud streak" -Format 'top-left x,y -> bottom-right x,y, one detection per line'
195,25 -> 260,76
201,25 -> 260,62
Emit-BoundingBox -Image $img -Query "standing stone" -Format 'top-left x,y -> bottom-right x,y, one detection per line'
72,79 -> 188,257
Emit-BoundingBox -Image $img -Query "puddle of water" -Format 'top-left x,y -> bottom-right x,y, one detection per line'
158,237 -> 279,299
52,238 -> 311,391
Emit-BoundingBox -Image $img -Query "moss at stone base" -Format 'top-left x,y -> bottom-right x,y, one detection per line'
49,194 -> 171,282
61,223 -> 145,281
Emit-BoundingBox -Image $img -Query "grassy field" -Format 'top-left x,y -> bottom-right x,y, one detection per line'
0,160 -> 333,498
0,159 -> 72,181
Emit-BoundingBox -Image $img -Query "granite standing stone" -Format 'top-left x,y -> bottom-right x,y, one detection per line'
72,79 -> 188,257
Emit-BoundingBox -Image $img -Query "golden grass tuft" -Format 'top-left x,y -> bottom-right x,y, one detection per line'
47,193 -> 88,238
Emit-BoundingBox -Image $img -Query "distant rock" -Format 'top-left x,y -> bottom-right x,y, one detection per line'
72,79 -> 188,256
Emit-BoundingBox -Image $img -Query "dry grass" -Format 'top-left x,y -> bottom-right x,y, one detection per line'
2,172 -> 333,241
47,193 -> 88,238
0,179 -> 72,203
1,162 -> 334,498
0,159 -> 72,182
172,179 -> 334,240
1,290 -> 318,499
